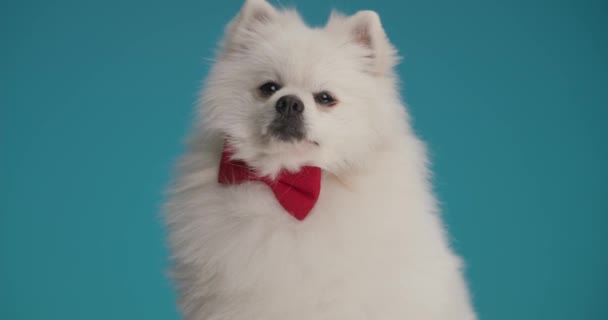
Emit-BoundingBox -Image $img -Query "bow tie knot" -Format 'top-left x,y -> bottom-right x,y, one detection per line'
217,146 -> 322,220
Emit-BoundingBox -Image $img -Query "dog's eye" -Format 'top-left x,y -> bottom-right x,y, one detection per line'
314,91 -> 337,106
259,81 -> 281,97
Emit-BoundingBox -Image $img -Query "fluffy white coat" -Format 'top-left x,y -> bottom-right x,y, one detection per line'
165,1 -> 476,319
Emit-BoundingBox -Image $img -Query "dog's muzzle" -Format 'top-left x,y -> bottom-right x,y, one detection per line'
268,95 -> 306,142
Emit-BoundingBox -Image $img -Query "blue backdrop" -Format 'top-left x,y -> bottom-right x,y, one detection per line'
2,0 -> 606,319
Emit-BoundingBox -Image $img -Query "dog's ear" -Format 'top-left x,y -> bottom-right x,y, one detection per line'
222,0 -> 278,54
233,0 -> 277,30
327,10 -> 399,76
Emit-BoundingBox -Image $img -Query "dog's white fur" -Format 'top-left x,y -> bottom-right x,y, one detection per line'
165,0 -> 476,319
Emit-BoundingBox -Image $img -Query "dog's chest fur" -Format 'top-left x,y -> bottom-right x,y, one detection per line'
167,140 -> 473,320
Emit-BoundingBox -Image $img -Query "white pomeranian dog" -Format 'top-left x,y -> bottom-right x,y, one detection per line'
165,0 -> 476,319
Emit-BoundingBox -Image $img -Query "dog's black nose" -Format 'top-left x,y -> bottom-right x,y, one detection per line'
275,95 -> 304,116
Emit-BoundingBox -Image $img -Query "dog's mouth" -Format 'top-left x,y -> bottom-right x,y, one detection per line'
264,134 -> 320,147
308,140 -> 320,146
258,113 -> 321,154
264,116 -> 319,147
267,116 -> 306,142
261,128 -> 320,149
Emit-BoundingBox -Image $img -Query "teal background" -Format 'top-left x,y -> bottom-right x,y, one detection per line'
1,0 -> 606,319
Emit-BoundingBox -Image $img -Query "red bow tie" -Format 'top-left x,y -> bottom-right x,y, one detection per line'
217,145 -> 322,221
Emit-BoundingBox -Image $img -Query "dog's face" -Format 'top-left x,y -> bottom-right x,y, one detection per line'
201,0 -> 406,176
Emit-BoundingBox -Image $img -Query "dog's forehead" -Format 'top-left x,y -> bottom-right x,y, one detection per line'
262,28 -> 357,90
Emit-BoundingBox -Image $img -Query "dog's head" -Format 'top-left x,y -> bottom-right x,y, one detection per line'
200,0 -> 407,176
